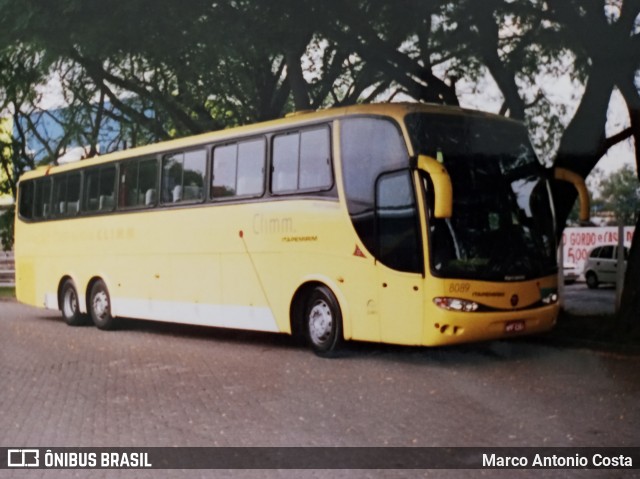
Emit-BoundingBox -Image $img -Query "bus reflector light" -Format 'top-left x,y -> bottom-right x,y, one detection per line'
433,297 -> 479,312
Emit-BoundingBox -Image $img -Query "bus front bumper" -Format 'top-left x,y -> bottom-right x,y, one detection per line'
422,304 -> 559,347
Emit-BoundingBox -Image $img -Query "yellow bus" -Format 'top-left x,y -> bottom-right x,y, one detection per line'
15,103 -> 588,355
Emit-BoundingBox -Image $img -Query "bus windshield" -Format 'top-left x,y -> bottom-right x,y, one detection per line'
406,113 -> 557,282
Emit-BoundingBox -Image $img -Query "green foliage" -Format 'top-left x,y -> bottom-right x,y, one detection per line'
567,165 -> 640,226
0,286 -> 15,298
596,164 -> 640,225
0,206 -> 14,251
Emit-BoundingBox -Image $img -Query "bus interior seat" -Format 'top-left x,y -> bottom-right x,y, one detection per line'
172,185 -> 183,202
145,189 -> 156,205
67,201 -> 79,214
99,195 -> 114,210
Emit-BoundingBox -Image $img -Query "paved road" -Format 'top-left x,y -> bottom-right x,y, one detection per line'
0,299 -> 638,478
562,282 -> 618,316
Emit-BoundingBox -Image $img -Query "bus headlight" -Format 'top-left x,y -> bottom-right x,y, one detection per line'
541,292 -> 559,304
433,297 -> 479,312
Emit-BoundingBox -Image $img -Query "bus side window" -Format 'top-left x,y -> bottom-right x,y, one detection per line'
100,167 -> 116,210
237,138 -> 265,196
119,161 -> 136,208
211,144 -> 237,198
84,166 -> 116,213
183,150 -> 206,201
84,170 -> 99,211
272,126 -> 332,195
19,180 -> 35,219
52,173 -> 81,217
212,138 -> 265,199
138,159 -> 158,206
272,133 -> 299,194
162,149 -> 206,204
300,127 -> 332,190
33,178 -> 52,219
376,170 -> 422,273
66,174 -> 81,214
120,158 -> 158,208
340,117 -> 409,258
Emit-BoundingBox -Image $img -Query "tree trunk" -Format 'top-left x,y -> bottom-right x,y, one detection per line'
614,56 -> 640,333
285,48 -> 311,111
552,63 -> 615,236
618,216 -> 640,336
471,1 -> 526,120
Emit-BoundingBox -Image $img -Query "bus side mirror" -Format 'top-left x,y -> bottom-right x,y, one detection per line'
415,155 -> 453,219
553,167 -> 590,223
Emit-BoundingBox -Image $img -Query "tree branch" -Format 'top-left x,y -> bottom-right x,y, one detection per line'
597,126 -> 634,158
285,47 -> 312,111
70,50 -> 205,136
469,2 -> 526,120
616,74 -> 640,177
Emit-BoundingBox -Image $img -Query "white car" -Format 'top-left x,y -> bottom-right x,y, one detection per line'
583,244 -> 628,289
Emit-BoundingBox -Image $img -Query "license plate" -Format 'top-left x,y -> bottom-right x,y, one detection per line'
505,320 -> 525,333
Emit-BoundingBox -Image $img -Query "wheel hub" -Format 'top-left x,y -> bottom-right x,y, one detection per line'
63,289 -> 77,317
93,291 -> 109,319
309,300 -> 333,344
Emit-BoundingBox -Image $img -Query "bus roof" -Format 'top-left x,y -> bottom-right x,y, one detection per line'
19,102 -> 516,181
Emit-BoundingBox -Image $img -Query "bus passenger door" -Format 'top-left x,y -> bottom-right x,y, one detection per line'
375,171 -> 425,345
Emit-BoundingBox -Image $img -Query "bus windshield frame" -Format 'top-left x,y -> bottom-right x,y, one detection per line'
406,112 -> 557,283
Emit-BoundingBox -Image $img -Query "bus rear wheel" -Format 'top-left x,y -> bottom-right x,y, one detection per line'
304,286 -> 343,357
60,280 -> 87,326
89,279 -> 117,330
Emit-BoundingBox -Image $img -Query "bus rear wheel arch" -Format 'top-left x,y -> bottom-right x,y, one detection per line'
59,278 -> 88,326
293,283 -> 344,357
87,278 -> 118,330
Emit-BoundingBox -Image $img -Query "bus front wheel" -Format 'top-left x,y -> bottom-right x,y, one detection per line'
304,286 -> 343,357
60,280 -> 87,326
89,279 -> 117,330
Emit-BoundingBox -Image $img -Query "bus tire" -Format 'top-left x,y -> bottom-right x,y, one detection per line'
304,285 -> 343,357
89,279 -> 117,330
60,279 -> 87,326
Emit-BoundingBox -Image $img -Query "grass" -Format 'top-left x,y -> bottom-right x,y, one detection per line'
0,286 -> 15,299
